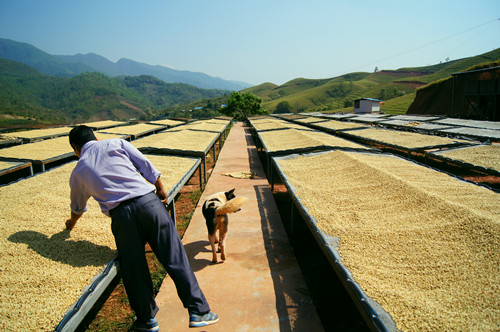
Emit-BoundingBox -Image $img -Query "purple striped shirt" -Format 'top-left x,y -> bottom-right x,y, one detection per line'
70,138 -> 161,216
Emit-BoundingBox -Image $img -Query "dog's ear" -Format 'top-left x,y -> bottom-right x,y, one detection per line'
225,188 -> 236,200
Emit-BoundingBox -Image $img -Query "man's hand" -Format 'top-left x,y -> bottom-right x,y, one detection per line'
156,188 -> 169,204
155,177 -> 168,204
66,212 -> 82,230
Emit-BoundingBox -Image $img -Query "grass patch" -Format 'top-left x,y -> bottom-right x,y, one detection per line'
381,93 -> 416,115
189,189 -> 202,204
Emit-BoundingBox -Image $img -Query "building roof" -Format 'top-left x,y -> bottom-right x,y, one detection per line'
355,98 -> 382,102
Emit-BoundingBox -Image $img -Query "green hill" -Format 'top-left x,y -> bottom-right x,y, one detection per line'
0,58 -> 230,127
244,48 -> 500,115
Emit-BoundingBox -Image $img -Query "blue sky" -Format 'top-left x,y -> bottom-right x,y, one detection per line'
1,0 -> 499,85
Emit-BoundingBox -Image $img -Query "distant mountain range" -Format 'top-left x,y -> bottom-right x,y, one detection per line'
0,38 -> 251,90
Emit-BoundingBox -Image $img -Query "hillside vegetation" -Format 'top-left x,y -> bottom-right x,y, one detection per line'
0,58 -> 230,127
244,48 -> 500,115
1,47 -> 499,128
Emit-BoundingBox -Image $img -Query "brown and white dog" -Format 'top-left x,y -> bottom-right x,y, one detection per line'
202,188 -> 248,263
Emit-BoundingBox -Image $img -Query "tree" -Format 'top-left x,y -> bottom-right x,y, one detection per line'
274,100 -> 292,114
378,88 -> 386,100
219,91 -> 268,120
343,99 -> 353,108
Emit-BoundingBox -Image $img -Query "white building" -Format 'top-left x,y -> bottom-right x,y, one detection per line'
354,98 -> 382,114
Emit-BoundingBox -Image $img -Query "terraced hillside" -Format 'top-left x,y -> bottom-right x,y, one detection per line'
246,48 -> 500,115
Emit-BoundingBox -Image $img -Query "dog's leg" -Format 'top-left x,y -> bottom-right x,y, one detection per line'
219,232 -> 226,261
219,216 -> 229,261
208,233 -> 218,263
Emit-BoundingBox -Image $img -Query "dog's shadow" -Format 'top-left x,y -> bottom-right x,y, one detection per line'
183,240 -> 223,271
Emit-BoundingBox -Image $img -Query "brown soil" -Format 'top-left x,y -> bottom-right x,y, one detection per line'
465,174 -> 500,189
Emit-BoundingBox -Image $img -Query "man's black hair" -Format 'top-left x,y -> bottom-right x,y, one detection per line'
69,125 -> 97,148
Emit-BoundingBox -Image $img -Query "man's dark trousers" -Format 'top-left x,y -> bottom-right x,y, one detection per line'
110,191 -> 210,321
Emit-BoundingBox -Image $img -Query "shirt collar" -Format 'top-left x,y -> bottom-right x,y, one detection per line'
80,140 -> 97,157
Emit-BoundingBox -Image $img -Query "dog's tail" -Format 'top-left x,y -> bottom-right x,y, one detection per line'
216,197 -> 249,215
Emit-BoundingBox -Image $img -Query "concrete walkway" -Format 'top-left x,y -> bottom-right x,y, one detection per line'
155,122 -> 323,331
